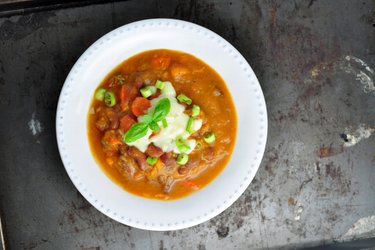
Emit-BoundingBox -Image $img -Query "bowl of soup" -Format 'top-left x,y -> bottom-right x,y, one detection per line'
56,19 -> 267,230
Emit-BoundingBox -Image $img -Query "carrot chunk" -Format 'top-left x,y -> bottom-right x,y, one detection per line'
120,115 -> 136,133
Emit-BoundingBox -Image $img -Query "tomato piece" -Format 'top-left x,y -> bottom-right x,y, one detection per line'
131,97 -> 151,117
120,85 -> 138,104
181,180 -> 199,190
120,85 -> 128,104
120,115 -> 136,133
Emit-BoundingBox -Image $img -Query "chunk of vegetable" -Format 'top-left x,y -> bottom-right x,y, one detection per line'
120,115 -> 136,133
95,88 -> 106,101
181,180 -> 199,190
146,156 -> 158,165
162,118 -> 168,128
155,80 -> 165,90
104,91 -> 116,107
204,132 -> 216,144
177,154 -> 188,165
140,86 -> 153,98
186,117 -> 193,133
177,94 -> 192,105
192,104 -> 200,117
120,84 -> 138,105
131,97 -> 151,117
175,136 -> 190,153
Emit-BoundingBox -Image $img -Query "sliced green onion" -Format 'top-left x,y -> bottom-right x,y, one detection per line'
177,94 -> 192,105
146,156 -> 158,165
177,154 -> 188,165
149,121 -> 160,132
149,86 -> 157,94
104,91 -> 116,107
204,132 -> 216,144
192,104 -> 200,117
155,80 -> 165,90
162,118 -> 168,128
175,136 -> 191,153
186,117 -> 193,133
95,88 -> 106,101
140,86 -> 153,98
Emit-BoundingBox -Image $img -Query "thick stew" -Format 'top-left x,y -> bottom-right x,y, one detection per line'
88,49 -> 237,200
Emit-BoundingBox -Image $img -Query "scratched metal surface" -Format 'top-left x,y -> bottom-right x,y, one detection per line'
0,0 -> 374,249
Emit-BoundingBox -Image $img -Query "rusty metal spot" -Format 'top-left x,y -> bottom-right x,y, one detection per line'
216,225 -> 229,239
288,197 -> 296,206
318,146 -> 343,158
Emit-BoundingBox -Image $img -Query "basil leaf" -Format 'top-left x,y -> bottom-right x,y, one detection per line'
123,122 -> 149,143
152,98 -> 171,122
149,121 -> 160,132
138,114 -> 153,124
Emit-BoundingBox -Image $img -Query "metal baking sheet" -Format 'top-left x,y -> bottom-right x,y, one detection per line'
0,0 -> 374,249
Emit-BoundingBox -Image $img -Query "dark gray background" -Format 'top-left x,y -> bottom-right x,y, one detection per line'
0,0 -> 374,249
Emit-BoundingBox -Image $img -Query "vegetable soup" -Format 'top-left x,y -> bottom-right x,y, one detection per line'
87,49 -> 237,200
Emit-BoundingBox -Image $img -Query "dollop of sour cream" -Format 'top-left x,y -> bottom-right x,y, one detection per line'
127,82 -> 202,154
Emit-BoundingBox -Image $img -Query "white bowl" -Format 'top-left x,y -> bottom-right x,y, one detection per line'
56,19 -> 267,231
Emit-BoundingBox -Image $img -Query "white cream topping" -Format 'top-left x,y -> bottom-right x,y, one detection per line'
127,82 -> 202,154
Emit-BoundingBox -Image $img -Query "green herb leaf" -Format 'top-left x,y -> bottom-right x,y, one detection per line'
152,98 -> 171,122
123,122 -> 149,143
149,121 -> 160,132
138,114 -> 153,124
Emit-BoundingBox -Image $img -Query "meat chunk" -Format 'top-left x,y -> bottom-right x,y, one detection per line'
128,146 -> 148,170
115,155 -> 137,178
110,113 -> 119,129
178,156 -> 200,175
160,152 -> 177,167
95,116 -> 109,131
95,107 -> 119,131
145,144 -> 164,158
101,130 -> 122,152
202,147 -> 214,162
